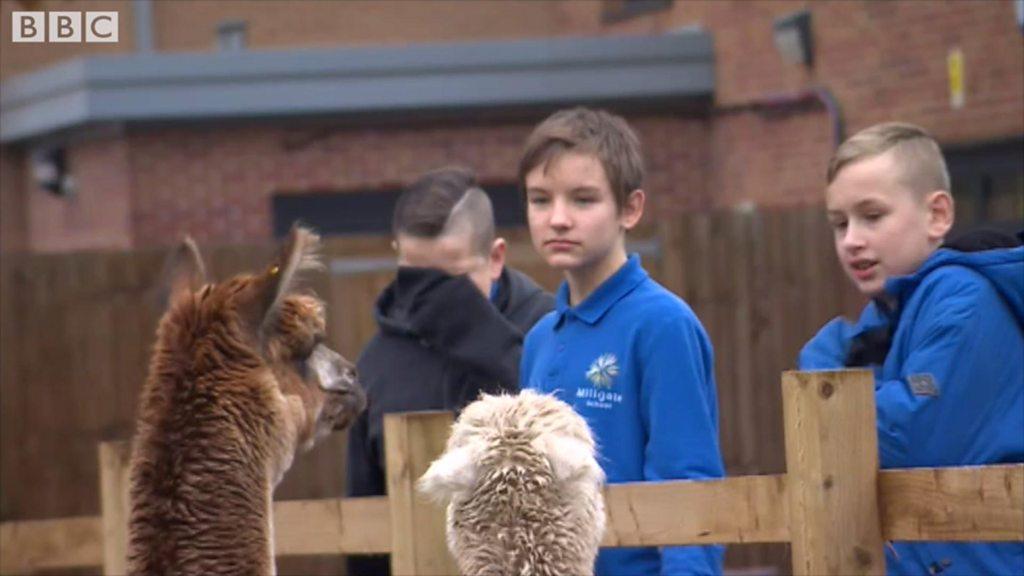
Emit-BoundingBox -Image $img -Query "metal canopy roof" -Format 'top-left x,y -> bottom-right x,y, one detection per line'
0,30 -> 714,143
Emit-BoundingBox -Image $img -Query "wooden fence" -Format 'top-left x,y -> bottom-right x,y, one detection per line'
1,370 -> 1021,575
0,206 -> 862,572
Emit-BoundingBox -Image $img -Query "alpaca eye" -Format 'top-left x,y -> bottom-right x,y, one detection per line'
293,358 -> 310,379
308,334 -> 326,356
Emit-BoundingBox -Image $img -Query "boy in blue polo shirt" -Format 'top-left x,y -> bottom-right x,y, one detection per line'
517,107 -> 724,576
800,122 -> 1023,575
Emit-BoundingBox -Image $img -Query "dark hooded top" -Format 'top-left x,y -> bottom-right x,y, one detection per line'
345,265 -> 554,502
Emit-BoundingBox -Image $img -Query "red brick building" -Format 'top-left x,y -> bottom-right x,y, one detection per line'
2,0 -> 1022,253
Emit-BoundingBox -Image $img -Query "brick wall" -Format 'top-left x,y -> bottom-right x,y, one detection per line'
0,0 -> 136,81
657,0 -> 1024,207
24,133 -> 133,253
124,113 -> 708,248
3,1 -> 1021,250
150,0 -> 574,53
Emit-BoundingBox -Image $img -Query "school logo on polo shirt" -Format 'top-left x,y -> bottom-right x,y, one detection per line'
579,353 -> 624,409
586,354 -> 619,387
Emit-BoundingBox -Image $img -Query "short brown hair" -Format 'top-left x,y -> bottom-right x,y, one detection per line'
827,122 -> 950,195
518,107 -> 644,210
392,166 -> 495,256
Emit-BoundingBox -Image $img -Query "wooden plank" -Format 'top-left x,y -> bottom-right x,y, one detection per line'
730,208 -> 757,472
0,256 -> 27,521
603,474 -> 789,546
0,516 -> 102,573
273,496 -> 391,555
3,463 -> 1022,572
880,464 -> 1024,542
99,441 -> 131,576
782,370 -> 885,576
384,410 -> 457,576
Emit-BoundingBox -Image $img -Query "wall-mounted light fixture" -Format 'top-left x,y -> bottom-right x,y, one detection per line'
773,10 -> 814,67
31,148 -> 75,197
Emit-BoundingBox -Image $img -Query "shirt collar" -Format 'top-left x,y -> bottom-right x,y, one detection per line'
554,253 -> 648,326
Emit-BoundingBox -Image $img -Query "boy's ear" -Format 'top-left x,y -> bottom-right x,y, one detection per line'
488,237 -> 507,281
926,190 -> 955,242
619,189 -> 645,231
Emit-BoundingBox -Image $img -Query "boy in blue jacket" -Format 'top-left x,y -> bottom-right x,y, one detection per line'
518,107 -> 725,576
800,122 -> 1023,575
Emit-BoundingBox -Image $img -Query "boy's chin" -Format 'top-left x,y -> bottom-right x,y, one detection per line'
542,253 -> 580,270
852,276 -> 887,298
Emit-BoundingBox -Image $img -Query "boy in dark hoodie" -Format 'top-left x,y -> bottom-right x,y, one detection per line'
800,122 -> 1023,575
345,166 -> 554,575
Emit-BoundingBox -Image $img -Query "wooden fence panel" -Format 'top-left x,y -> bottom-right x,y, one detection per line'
3,378 -> 1022,575
1,206 -> 861,574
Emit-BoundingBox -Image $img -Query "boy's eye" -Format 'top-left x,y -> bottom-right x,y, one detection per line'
864,212 -> 884,222
829,219 -> 848,231
527,196 -> 550,206
574,196 -> 597,205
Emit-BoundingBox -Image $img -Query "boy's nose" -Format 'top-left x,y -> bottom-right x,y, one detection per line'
840,223 -> 866,250
549,199 -> 572,228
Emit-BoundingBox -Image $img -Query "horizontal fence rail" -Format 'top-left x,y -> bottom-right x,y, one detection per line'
2,371 -> 1022,575
3,468 -> 1022,573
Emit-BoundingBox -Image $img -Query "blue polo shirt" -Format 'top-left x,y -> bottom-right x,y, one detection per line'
521,254 -> 725,576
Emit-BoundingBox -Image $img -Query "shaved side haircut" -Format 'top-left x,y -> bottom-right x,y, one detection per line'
392,166 -> 496,256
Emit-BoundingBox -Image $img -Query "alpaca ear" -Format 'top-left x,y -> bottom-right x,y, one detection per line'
417,446 -> 479,503
534,436 -> 602,483
158,236 -> 207,309
247,225 -> 323,333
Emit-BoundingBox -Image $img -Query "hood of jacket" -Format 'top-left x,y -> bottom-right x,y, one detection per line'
372,266 -> 522,384
492,267 -> 556,335
886,246 -> 1024,326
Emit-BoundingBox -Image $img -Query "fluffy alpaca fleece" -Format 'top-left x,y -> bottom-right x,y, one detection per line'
127,227 -> 366,576
418,390 -> 605,576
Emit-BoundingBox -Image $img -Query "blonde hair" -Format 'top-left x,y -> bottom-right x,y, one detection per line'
827,122 -> 950,195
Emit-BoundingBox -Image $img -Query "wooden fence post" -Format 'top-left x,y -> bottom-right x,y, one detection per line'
782,370 -> 885,576
384,411 -> 457,576
99,441 -> 131,576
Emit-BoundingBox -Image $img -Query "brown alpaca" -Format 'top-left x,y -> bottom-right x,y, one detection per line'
127,227 -> 366,576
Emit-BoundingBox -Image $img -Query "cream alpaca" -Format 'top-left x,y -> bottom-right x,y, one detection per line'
419,390 -> 605,576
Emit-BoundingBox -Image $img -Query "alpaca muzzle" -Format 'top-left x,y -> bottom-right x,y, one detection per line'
308,344 -> 367,429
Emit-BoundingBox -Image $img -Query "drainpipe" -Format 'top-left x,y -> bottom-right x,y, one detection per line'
810,86 -> 844,149
134,0 -> 154,52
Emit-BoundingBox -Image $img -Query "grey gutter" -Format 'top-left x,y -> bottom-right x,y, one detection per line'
0,30 -> 713,143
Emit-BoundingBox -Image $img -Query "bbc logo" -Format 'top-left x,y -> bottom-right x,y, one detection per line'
12,11 -> 119,43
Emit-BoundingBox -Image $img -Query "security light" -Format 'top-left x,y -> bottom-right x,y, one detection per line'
31,148 -> 75,197
774,10 -> 814,67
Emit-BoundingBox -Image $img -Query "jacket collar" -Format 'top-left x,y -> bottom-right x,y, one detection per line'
884,246 -> 1024,325
554,253 -> 647,326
